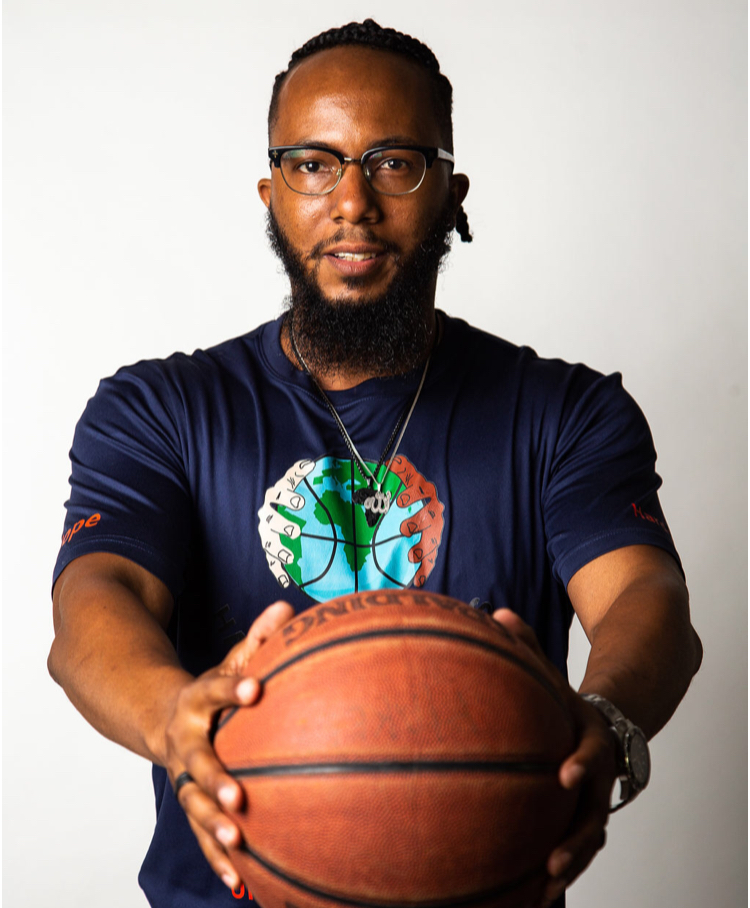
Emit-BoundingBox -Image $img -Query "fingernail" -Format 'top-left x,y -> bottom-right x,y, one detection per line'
284,524 -> 296,536
222,871 -> 239,889
236,679 -> 256,700
218,785 -> 238,808
290,495 -> 302,509
217,826 -> 235,847
279,549 -> 293,564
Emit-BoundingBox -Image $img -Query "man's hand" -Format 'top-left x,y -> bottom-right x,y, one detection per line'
491,608 -> 618,908
165,600 -> 294,891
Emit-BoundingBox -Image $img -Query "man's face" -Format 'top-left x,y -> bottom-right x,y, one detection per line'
258,46 -> 469,310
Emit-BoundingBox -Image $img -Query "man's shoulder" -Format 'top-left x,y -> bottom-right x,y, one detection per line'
443,314 -> 609,393
102,318 -> 281,391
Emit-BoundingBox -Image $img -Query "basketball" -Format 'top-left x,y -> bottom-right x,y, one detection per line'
213,590 -> 578,908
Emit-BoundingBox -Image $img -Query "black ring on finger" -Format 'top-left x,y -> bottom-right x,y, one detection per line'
173,771 -> 196,799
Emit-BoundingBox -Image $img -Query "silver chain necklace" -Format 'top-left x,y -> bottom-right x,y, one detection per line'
289,313 -> 433,527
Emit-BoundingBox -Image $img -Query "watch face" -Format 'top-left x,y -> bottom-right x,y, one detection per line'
626,731 -> 651,789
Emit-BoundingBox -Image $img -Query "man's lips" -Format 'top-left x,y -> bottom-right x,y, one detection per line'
321,244 -> 390,276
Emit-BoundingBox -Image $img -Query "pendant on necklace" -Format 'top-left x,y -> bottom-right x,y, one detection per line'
353,486 -> 392,527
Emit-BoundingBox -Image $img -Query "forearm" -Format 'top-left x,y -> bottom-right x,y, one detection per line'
577,569 -> 702,739
48,562 -> 192,766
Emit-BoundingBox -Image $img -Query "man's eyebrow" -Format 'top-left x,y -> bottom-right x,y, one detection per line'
287,136 -> 425,150
371,136 -> 424,147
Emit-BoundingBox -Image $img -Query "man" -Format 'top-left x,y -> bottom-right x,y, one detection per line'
48,19 -> 702,908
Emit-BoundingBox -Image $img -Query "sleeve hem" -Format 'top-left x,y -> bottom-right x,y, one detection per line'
554,529 -> 684,589
52,536 -> 185,600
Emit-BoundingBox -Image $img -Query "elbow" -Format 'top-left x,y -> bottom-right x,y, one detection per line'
47,636 -> 63,685
691,626 -> 704,676
47,633 -> 73,688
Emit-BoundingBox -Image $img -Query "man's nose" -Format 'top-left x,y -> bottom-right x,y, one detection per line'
328,161 -> 382,224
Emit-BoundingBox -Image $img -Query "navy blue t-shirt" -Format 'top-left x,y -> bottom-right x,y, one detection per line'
54,313 -> 679,907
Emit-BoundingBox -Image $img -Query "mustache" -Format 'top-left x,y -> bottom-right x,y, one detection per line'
308,230 -> 401,260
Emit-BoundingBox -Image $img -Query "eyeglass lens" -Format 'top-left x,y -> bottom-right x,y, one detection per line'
279,148 -> 427,196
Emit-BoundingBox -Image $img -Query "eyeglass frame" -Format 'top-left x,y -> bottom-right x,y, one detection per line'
267,144 -> 456,196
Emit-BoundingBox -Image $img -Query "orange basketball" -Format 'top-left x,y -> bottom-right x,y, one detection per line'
213,590 -> 577,908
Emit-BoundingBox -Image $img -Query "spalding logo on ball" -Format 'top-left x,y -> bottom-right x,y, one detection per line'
258,453 -> 444,601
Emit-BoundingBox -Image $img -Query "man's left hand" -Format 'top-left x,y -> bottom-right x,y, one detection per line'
491,608 -> 619,908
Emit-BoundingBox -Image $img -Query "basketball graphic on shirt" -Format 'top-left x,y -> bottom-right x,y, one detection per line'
258,454 -> 444,602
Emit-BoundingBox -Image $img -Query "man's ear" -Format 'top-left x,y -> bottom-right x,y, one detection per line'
450,173 -> 470,214
258,178 -> 272,208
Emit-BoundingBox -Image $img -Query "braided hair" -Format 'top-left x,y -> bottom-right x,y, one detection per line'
268,19 -> 473,243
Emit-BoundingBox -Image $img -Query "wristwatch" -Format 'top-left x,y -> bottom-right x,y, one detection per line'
581,693 -> 651,812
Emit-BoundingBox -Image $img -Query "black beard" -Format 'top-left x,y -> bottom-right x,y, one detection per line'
265,204 -> 454,378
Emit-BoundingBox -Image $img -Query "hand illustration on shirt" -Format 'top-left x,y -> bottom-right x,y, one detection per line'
390,454 -> 445,588
257,458 -> 315,588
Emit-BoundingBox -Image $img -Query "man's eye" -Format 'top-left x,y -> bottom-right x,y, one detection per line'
284,152 -> 337,176
379,157 -> 410,172
292,157 -> 334,174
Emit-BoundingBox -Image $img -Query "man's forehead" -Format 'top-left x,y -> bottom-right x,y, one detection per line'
281,44 -> 430,89
272,46 -> 440,145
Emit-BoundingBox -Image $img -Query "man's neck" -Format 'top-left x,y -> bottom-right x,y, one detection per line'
281,310 -> 440,392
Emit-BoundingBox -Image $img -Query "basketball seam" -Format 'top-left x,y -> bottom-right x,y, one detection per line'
226,760 -> 561,776
238,841 -> 544,908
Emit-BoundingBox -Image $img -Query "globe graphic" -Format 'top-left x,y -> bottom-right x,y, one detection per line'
275,455 -> 429,602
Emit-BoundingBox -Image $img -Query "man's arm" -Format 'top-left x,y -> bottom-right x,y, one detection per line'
569,543 -> 702,735
494,544 -> 702,908
48,552 -> 293,891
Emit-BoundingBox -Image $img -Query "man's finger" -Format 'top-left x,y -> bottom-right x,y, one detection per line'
559,699 -> 617,788
492,607 -> 548,660
545,813 -> 608,895
186,812 -> 242,891
247,600 -> 295,645
220,601 -> 295,671
179,780 -> 242,847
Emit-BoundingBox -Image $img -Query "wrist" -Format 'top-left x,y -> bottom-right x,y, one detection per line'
580,693 -> 651,811
144,668 -> 195,767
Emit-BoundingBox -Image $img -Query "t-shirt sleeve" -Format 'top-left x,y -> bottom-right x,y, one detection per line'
542,369 -> 682,588
52,361 -> 193,598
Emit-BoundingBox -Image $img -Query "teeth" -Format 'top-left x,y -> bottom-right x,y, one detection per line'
332,252 -> 378,261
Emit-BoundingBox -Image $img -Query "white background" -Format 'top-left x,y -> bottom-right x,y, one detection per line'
3,1 -> 746,906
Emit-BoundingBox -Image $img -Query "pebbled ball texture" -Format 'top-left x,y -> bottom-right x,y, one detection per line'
213,589 -> 578,908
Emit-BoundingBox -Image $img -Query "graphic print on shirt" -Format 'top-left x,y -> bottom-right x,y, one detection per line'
258,453 -> 444,602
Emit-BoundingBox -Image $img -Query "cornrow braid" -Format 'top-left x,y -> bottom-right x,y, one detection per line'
455,205 -> 473,243
268,19 -> 473,242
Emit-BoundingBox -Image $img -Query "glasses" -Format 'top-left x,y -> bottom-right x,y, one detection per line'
268,145 -> 455,196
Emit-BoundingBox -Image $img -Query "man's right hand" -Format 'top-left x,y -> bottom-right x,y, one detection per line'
164,600 -> 294,891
